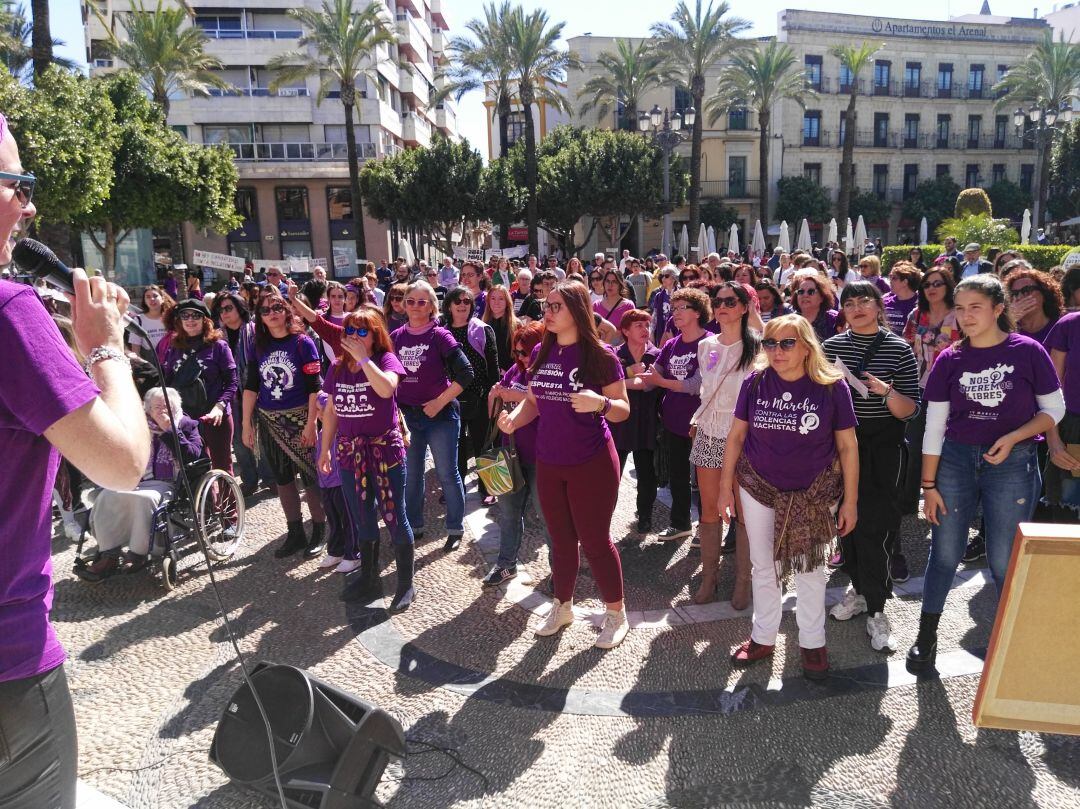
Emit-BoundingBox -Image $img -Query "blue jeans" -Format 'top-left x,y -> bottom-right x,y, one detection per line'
921,439 -> 1041,614
231,398 -> 271,487
496,462 -> 550,568
402,403 -> 465,534
340,463 -> 413,547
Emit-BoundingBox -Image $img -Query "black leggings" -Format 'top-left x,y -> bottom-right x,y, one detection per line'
0,665 -> 78,809
457,401 -> 492,496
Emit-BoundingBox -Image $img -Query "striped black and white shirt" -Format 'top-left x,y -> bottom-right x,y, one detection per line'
822,329 -> 921,422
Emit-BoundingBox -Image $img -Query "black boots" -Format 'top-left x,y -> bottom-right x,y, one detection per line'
340,541 -> 380,602
304,522 -> 326,558
906,611 -> 942,673
275,521 -> 308,558
389,544 -> 416,613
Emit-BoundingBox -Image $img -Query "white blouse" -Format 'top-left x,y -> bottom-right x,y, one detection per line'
690,335 -> 754,440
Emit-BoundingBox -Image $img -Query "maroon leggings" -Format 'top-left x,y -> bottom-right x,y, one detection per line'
199,417 -> 233,474
537,439 -> 624,604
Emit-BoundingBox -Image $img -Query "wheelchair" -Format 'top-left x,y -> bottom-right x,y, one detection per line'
73,457 -> 246,590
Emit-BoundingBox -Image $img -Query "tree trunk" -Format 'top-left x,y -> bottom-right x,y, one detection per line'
688,80 -> 705,243
836,94 -> 857,225
520,81 -> 539,256
30,0 -> 52,80
341,88 -> 368,262
497,90 -> 512,244
758,108 -> 770,225
30,220 -> 75,267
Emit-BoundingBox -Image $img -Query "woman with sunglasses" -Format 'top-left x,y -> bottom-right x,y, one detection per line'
161,299 -> 237,473
679,268 -> 701,287
594,271 -> 634,333
497,282 -> 631,649
383,282 -> 409,331
688,283 -> 760,606
242,289 -> 328,559
442,287 -> 500,506
828,251 -> 857,290
639,287 -> 711,542
822,282 -> 920,653
588,270 -> 605,304
484,321 -> 550,587
320,309 -> 417,610
856,255 -> 891,295
517,273 -> 549,323
908,275 -> 1064,673
791,271 -> 841,343
483,285 -> 520,372
718,314 -> 859,680
908,246 -> 928,271
883,262 -> 921,337
1007,268 -> 1063,346
393,281 -> 475,550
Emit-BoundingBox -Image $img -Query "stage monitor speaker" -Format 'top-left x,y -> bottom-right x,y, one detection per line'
210,661 -> 406,809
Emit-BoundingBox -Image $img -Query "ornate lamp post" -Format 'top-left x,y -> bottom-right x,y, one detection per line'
639,103 -> 695,256
1013,101 -> 1075,231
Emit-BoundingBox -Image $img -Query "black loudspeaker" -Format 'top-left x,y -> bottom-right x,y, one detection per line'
209,661 -> 406,809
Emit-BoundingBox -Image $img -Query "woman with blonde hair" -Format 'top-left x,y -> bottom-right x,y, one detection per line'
856,254 -> 890,295
482,285 -> 520,372
718,314 -> 859,680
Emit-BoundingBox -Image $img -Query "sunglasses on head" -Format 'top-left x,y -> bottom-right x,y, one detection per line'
259,303 -> 287,316
344,325 -> 370,337
762,337 -> 799,351
0,171 -> 34,208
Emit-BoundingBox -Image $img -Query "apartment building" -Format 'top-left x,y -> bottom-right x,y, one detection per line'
83,0 -> 458,281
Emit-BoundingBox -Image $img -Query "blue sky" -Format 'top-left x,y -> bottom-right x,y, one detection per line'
46,0 -> 1054,155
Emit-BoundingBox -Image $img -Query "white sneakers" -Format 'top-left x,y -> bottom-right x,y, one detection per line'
319,554 -> 344,569
866,612 -> 897,652
829,588 -> 868,621
335,558 -> 361,574
534,600 -> 630,650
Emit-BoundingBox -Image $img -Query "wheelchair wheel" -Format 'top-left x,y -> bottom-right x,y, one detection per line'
161,547 -> 180,591
194,470 -> 245,562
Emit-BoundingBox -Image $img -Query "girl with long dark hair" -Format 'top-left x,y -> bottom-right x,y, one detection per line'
594,270 -> 634,329
128,284 -> 175,360
482,285 -> 520,372
497,282 -> 631,649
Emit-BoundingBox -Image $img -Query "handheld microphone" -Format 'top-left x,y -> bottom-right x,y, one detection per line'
13,237 -> 149,339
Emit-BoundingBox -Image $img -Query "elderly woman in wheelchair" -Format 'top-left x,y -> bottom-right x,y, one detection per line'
76,387 -> 203,582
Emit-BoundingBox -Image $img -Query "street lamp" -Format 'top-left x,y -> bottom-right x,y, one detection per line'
639,105 -> 695,256
1014,100 -> 1076,231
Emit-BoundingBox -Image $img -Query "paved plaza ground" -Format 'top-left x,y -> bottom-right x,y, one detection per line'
55,464 -> 1080,808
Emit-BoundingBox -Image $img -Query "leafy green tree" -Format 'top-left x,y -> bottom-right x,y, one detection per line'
1050,119 -> 1080,220
936,213 -> 1019,247
773,176 -> 831,225
652,0 -> 750,241
987,180 -> 1032,221
358,147 -> 423,243
708,39 -> 810,224
476,154 -> 525,235
829,42 -> 881,224
955,187 -> 993,217
700,198 -> 739,233
504,5 -> 579,255
576,38 -> 664,130
411,136 -> 484,254
269,0 -> 396,261
72,73 -> 240,275
849,188 -> 890,225
901,175 -> 961,234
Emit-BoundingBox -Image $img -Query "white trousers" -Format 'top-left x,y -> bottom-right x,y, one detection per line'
739,489 -> 828,649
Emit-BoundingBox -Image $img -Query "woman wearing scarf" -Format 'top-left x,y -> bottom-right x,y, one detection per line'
719,314 -> 859,680
241,289 -> 327,559
319,309 -> 416,610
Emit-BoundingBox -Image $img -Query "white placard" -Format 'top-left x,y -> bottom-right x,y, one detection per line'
500,245 -> 528,259
333,253 -> 351,269
452,247 -> 468,260
833,356 -> 870,399
192,249 -> 245,273
311,257 -> 328,269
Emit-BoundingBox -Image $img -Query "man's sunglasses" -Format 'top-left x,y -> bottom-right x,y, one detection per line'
0,171 -> 34,208
259,303 -> 287,316
344,325 -> 370,337
762,337 -> 799,351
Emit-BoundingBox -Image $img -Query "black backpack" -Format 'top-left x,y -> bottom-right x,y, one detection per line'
172,349 -> 210,418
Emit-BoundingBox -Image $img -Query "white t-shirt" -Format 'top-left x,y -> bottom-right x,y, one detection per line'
129,314 -> 167,352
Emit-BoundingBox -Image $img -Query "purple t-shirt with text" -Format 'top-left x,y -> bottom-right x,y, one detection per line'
655,334 -> 704,436
883,293 -> 918,337
499,364 -> 538,466
1047,312 -> 1080,412
923,333 -> 1060,446
254,333 -> 321,410
391,323 -> 459,407
1,283 -> 99,681
527,341 -> 623,465
324,352 -> 407,440
734,370 -> 857,491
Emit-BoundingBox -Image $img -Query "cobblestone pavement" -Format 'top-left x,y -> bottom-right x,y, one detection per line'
54,466 -> 1080,809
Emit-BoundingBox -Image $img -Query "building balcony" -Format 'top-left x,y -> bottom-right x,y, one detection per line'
801,130 -> 834,148
435,103 -> 456,134
398,66 -> 418,97
699,179 -> 760,199
204,36 -> 295,65
207,86 -> 310,98
201,27 -> 301,40
396,13 -> 427,61
402,111 -> 432,146
185,94 -> 314,124
430,0 -> 447,29
432,27 -> 445,54
225,141 -> 377,162
357,96 -> 403,138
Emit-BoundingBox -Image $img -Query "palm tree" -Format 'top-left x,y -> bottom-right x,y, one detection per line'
577,38 -> 664,130
994,30 -> 1080,230
708,40 -> 810,225
29,0 -> 50,78
268,0 -> 396,261
652,0 -> 750,241
94,0 -> 230,121
830,41 -> 881,225
3,5 -> 76,81
504,6 -> 579,255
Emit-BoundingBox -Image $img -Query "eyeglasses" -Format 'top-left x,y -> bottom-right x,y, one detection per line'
390,294 -> 405,302
842,297 -> 877,311
713,296 -> 740,309
404,298 -> 428,307
259,303 -> 287,316
425,272 -> 437,278
451,298 -> 471,306
546,301 -> 564,314
344,325 -> 370,337
796,287 -> 819,297
672,304 -> 693,313
0,171 -> 34,208
922,279 -> 947,289
1009,285 -> 1039,298
178,311 -> 204,321
762,337 -> 799,352
218,304 -> 236,313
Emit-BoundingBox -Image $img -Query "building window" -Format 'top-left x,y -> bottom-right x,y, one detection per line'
275,186 -> 310,221
968,64 -> 985,98
937,63 -> 953,97
874,60 -> 891,95
967,115 -> 982,148
728,106 -> 749,130
991,163 -> 1006,185
996,64 -> 1009,98
803,163 -> 822,185
203,125 -> 252,144
966,163 -> 981,188
802,110 -> 821,146
235,187 -> 257,222
873,112 -> 889,148
994,115 -> 1008,149
937,114 -> 951,148
195,14 -> 242,37
872,164 -> 888,199
1020,164 -> 1034,194
229,241 -> 261,260
280,240 -> 313,259
839,64 -> 854,93
805,55 -> 822,90
904,62 -> 922,96
904,114 -> 920,148
728,156 -> 747,196
903,164 -> 919,198
327,187 -> 352,221
505,112 -> 527,146
674,86 -> 692,114
936,164 -> 951,178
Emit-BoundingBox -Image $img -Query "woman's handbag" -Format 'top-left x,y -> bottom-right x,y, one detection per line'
475,398 -> 524,496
